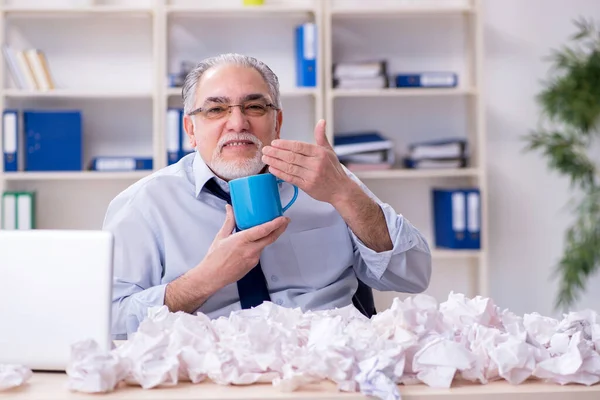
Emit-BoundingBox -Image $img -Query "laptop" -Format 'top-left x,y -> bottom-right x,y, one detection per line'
0,229 -> 114,371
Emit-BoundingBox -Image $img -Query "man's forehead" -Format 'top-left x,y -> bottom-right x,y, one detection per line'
198,65 -> 268,89
199,92 -> 270,104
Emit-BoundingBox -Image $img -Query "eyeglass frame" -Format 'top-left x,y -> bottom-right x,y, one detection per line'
187,96 -> 280,119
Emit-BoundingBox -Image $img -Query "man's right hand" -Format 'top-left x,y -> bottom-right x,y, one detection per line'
201,204 -> 290,292
165,205 -> 290,314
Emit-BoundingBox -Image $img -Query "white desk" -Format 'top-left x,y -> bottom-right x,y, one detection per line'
4,373 -> 600,400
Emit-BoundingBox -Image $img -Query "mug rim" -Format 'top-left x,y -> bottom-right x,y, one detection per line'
229,172 -> 275,184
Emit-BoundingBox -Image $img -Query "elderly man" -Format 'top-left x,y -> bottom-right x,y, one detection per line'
104,53 -> 432,339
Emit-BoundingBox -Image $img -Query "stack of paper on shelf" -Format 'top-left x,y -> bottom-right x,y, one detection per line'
333,131 -> 395,171
403,138 -> 468,169
332,60 -> 388,89
2,45 -> 56,91
167,60 -> 196,89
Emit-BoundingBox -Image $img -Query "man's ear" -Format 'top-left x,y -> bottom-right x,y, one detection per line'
275,110 -> 283,140
183,114 -> 197,149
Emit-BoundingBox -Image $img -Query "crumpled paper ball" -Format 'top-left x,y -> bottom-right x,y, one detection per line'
0,364 -> 32,391
61,292 -> 600,400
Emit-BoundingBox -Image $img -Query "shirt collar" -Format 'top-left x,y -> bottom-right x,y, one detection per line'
192,152 -> 228,198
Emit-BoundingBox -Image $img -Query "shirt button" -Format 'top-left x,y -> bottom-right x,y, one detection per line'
271,275 -> 279,282
276,299 -> 283,305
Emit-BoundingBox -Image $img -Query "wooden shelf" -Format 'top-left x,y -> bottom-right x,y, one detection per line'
352,167 -> 480,180
330,4 -> 475,18
3,89 -> 152,99
3,171 -> 151,181
165,4 -> 316,17
1,6 -> 152,15
331,87 -> 476,98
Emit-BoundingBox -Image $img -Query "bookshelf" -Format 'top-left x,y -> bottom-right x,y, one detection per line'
0,0 -> 488,309
323,0 -> 488,308
330,87 -> 477,98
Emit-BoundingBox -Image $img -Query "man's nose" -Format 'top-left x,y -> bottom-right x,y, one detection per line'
225,105 -> 249,131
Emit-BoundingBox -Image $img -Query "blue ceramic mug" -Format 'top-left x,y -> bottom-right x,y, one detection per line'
229,173 -> 298,230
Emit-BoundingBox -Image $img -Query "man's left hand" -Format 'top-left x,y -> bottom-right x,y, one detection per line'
261,119 -> 355,205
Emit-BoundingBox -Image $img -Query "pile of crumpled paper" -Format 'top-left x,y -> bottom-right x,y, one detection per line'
0,365 -> 31,391
3,292 -> 600,400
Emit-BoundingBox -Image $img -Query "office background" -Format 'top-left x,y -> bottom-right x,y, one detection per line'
0,0 -> 598,320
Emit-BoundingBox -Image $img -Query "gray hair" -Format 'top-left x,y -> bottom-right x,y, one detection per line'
181,53 -> 281,115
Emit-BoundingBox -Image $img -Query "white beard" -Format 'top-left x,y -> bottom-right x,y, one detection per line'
208,132 -> 266,180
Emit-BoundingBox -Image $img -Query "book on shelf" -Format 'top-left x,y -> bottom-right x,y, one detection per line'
295,22 -> 317,87
394,72 -> 458,89
3,110 -> 18,172
334,132 -> 396,171
333,60 -> 387,80
403,138 -> 468,169
23,110 -> 83,172
332,60 -> 388,89
344,162 -> 394,172
88,157 -> 153,172
167,60 -> 196,89
1,191 -> 35,230
338,148 -> 393,164
333,75 -> 388,89
403,157 -> 467,169
409,138 -> 467,160
166,108 -> 194,165
432,188 -> 481,250
3,45 -> 56,91
341,149 -> 396,172
333,131 -> 394,157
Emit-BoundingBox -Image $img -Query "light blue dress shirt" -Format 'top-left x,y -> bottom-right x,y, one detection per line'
104,152 -> 432,338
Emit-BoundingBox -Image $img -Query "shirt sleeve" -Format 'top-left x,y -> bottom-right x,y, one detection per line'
103,197 -> 166,339
343,168 -> 433,293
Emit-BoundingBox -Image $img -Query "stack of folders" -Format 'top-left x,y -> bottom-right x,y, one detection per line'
333,132 -> 395,171
432,188 -> 481,250
295,22 -> 317,87
166,108 -> 194,165
167,60 -> 196,89
1,109 -> 152,173
332,60 -> 388,89
403,138 -> 468,169
2,109 -> 83,172
2,45 -> 56,91
394,71 -> 458,89
1,191 -> 35,230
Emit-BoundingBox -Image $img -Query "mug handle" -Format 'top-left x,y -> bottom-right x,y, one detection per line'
277,178 -> 298,213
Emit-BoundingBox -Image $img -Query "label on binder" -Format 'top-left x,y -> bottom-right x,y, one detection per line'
303,23 -> 316,60
96,158 -> 136,171
3,112 -> 16,154
452,192 -> 465,239
1,194 -> 16,230
17,194 -> 32,230
467,192 -> 480,232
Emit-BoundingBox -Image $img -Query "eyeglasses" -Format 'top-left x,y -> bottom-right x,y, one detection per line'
188,100 -> 279,120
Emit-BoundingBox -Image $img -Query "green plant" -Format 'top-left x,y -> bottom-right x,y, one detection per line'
524,17 -> 600,310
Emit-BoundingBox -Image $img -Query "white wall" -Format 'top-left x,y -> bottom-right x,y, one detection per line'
484,0 -> 600,317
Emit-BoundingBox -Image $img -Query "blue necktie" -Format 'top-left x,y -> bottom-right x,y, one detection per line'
203,178 -> 271,309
